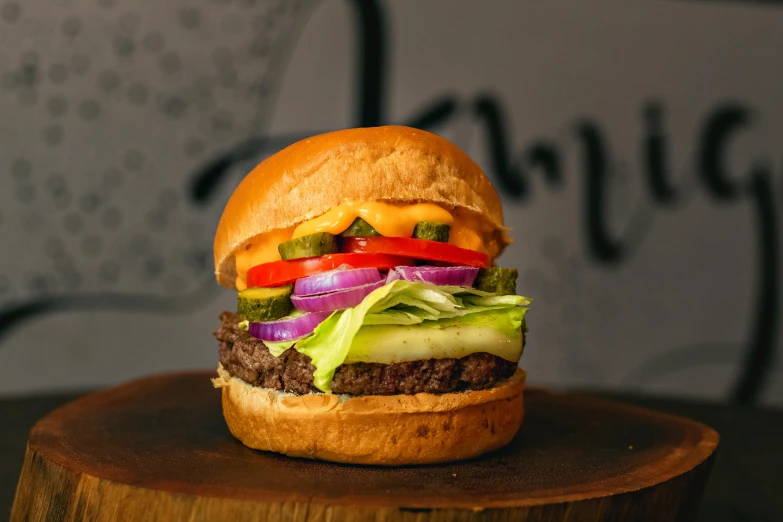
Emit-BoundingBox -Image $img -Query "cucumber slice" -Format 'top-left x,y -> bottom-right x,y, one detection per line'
474,267 -> 518,295
237,285 -> 293,322
278,232 -> 338,260
340,218 -> 380,237
412,221 -> 450,242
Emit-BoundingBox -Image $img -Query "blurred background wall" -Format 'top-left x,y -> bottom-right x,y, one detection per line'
0,0 -> 781,405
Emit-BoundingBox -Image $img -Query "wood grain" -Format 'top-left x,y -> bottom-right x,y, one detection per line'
11,371 -> 718,521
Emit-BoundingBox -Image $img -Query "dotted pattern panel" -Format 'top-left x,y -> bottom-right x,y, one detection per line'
0,0 -> 314,305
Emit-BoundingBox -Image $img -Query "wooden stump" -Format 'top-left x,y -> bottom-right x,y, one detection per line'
11,371 -> 718,521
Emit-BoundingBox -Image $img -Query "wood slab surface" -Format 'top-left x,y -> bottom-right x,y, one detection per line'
11,371 -> 718,521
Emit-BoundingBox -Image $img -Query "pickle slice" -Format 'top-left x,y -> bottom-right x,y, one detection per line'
340,218 -> 380,237
237,285 -> 293,322
412,222 -> 450,242
474,267 -> 518,295
278,232 -> 338,260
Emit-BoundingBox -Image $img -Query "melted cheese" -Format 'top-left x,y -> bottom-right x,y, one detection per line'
293,201 -> 453,239
449,215 -> 484,253
234,228 -> 294,290
234,201 -> 495,290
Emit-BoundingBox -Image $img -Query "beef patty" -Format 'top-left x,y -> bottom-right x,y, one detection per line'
215,311 -> 518,396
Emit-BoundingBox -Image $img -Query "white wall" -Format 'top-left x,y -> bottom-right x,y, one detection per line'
0,0 -> 781,404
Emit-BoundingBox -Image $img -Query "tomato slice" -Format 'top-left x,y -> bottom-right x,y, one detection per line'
342,237 -> 490,268
246,253 -> 415,288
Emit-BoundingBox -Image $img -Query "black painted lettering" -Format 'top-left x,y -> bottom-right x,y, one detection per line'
698,104 -> 752,201
643,102 -> 678,204
575,121 -> 624,263
472,94 -> 525,197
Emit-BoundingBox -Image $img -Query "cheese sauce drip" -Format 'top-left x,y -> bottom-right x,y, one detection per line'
234,201 -> 494,290
234,228 -> 293,291
293,201 -> 452,238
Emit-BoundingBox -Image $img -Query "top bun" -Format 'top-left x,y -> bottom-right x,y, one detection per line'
214,126 -> 507,288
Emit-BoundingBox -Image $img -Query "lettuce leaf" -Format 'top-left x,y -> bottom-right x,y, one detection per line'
267,280 -> 530,392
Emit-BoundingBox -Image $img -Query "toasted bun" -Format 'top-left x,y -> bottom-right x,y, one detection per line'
213,365 -> 525,465
214,126 -> 507,288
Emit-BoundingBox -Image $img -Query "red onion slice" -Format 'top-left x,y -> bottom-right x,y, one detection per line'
393,265 -> 479,287
384,268 -> 400,284
249,311 -> 332,342
291,280 -> 386,312
294,267 -> 382,296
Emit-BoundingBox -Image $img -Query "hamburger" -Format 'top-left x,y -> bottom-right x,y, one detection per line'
211,126 -> 531,465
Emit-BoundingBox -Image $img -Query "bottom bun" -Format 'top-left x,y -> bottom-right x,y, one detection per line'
213,364 -> 526,465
